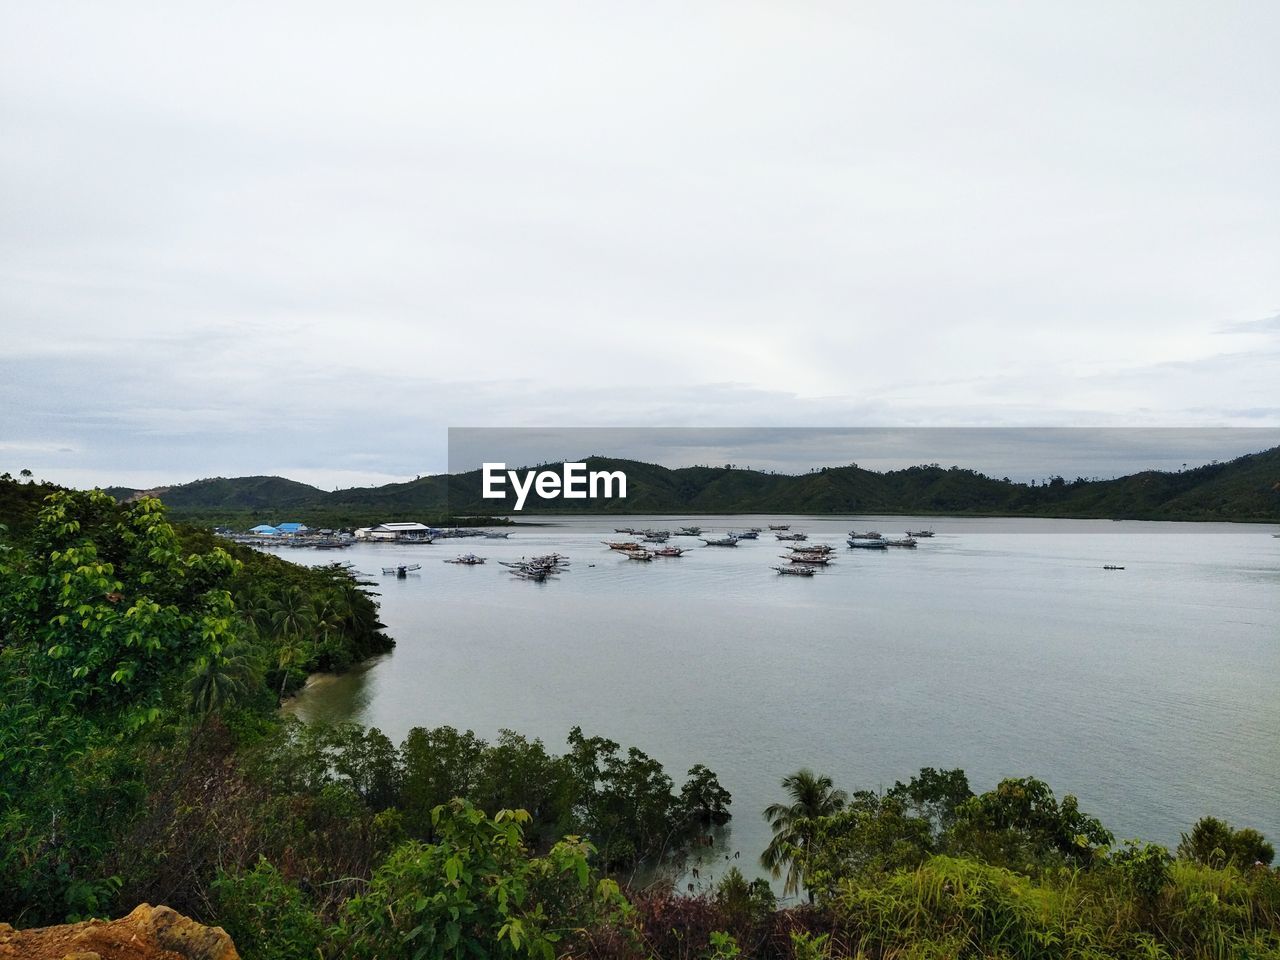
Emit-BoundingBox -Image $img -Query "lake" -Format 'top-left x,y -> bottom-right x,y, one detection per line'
284,516 -> 1280,895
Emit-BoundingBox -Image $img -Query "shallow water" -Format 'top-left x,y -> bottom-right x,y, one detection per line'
284,516 -> 1280,895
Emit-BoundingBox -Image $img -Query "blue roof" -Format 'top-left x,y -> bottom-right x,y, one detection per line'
250,524 -> 280,534
277,522 -> 306,532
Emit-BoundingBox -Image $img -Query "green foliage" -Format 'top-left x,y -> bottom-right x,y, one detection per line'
948,775 -> 1114,869
1178,815 -> 1276,868
335,799 -> 630,960
211,858 -> 325,960
1112,840 -> 1174,905
704,930 -> 741,959
761,769 -> 848,900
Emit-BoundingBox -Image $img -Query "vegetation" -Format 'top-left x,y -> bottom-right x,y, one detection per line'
1,480 -> 1276,958
86,443 -> 1280,526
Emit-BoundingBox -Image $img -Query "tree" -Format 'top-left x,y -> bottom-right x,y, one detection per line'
1177,816 -> 1274,868
761,769 -> 848,900
187,640 -> 258,719
335,800 -> 629,960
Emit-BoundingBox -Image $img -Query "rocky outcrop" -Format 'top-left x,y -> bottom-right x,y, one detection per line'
0,904 -> 239,960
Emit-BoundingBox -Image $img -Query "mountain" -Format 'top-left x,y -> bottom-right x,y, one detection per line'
79,445 -> 1280,527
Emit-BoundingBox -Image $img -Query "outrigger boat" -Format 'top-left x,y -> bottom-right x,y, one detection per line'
678,526 -> 703,536
653,546 -> 685,557
768,524 -> 790,530
906,529 -> 935,538
782,553 -> 833,565
774,564 -> 816,576
1102,564 -> 1125,570
731,530 -> 759,540
382,563 -> 422,578
848,531 -> 882,540
614,527 -> 641,534
642,534 -> 669,543
700,536 -> 739,547
444,553 -> 486,565
776,532 -> 808,541
847,538 -> 888,549
790,543 -> 834,555
624,548 -> 654,561
602,541 -> 641,550
881,537 -> 918,548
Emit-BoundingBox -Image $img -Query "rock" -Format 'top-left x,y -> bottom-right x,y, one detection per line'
0,904 -> 239,960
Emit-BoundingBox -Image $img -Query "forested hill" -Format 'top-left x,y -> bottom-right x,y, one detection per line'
79,444 -> 1280,526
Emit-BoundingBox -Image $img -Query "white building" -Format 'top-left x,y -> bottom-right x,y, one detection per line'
360,522 -> 435,542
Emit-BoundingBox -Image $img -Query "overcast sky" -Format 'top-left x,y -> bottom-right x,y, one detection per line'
2,1 -> 1277,490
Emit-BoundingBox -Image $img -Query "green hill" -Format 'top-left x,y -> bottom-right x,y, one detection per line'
42,445 -> 1280,526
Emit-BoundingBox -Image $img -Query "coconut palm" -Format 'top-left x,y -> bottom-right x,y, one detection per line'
761,769 -> 848,899
187,642 -> 258,718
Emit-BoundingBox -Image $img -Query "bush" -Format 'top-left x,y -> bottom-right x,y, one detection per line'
211,858 -> 324,960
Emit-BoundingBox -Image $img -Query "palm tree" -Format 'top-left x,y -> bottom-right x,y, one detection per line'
761,769 -> 848,900
187,642 -> 258,718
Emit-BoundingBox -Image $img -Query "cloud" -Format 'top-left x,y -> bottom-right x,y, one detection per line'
3,1 -> 1279,487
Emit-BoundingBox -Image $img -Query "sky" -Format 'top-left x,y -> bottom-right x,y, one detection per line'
2,1 -> 1278,490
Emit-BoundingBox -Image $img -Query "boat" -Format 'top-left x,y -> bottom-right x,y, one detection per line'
731,530 -> 759,540
444,553 -> 486,565
624,549 -> 654,561
653,546 -> 685,557
678,526 -> 703,536
1102,564 -> 1125,570
790,544 -> 834,555
847,538 -> 889,549
700,537 -> 739,547
782,553 -> 833,565
381,563 -> 422,577
776,532 -> 808,541
882,537 -> 918,548
481,531 -> 510,539
602,541 -> 641,550
773,565 -> 816,576
848,531 -> 882,540
768,524 -> 790,530
642,534 -> 669,543
906,529 -> 935,538
614,527 -> 641,534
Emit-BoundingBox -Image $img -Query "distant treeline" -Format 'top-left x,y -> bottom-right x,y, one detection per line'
76,443 -> 1280,526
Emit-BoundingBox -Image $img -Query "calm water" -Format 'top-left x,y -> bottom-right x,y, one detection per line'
284,516 -> 1280,894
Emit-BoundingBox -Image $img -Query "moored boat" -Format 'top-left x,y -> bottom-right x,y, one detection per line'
776,532 -> 808,541
603,541 -> 641,550
768,524 -> 790,530
782,553 -> 833,565
906,529 -> 935,537
847,538 -> 888,549
700,536 -> 739,547
444,553 -> 486,564
773,564 -> 816,576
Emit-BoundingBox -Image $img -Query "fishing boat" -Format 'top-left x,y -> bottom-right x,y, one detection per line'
768,524 -> 790,530
1102,564 -> 1125,570
624,549 -> 654,561
848,531 -> 882,540
678,526 -> 703,536
790,544 -> 834,555
444,553 -> 486,565
602,541 -> 641,550
614,527 -> 641,534
653,546 -> 685,557
381,563 -> 422,578
847,538 -> 888,549
642,534 -> 669,543
773,565 -> 816,576
481,531 -> 511,539
882,537 -> 918,548
776,532 -> 808,541
906,529 -> 935,538
782,553 -> 833,565
731,530 -> 759,540
700,536 -> 739,547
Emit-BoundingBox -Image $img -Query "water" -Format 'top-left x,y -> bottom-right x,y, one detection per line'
284,516 -> 1280,893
